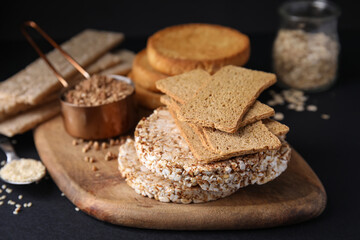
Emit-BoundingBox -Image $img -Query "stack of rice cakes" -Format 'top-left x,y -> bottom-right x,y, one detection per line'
118,65 -> 291,204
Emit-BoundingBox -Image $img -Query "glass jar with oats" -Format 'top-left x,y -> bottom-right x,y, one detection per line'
273,0 -> 341,92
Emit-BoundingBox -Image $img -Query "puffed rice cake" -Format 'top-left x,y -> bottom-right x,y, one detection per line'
134,108 -> 291,192
118,139 -> 237,204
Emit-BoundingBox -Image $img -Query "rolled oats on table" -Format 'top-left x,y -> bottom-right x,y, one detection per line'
134,108 -> 291,193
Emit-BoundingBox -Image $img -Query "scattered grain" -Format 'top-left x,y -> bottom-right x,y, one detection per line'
274,112 -> 284,121
0,201 -> 3,205
2,184 -> 6,189
101,142 -> 108,149
18,195 -> 23,200
75,207 -> 79,211
0,195 -> 6,200
5,188 -> 12,194
61,192 -> 65,197
321,114 -> 330,120
105,152 -> 117,161
93,141 -> 100,150
27,202 -> 32,207
8,200 -> 15,205
307,105 -> 318,112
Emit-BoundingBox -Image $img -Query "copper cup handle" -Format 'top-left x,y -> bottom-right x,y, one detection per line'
21,21 -> 91,88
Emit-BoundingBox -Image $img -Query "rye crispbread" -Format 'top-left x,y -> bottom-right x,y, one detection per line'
262,119 -> 290,138
118,139 -> 237,203
155,69 -> 210,104
147,23 -> 250,75
0,49 -> 133,123
134,108 -> 291,192
0,29 -> 123,105
0,100 -> 60,137
132,49 -> 169,93
178,66 -> 277,133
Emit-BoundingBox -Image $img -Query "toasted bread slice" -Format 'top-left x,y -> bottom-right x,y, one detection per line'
147,23 -> 250,75
262,119 -> 290,137
132,49 -> 169,93
178,66 -> 276,133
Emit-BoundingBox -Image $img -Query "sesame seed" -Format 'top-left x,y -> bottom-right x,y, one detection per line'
2,184 -> 6,189
72,139 -> 78,146
5,188 -> 12,194
23,203 -> 27,207
7,200 -> 15,205
27,202 -> 32,207
15,204 -> 21,208
0,201 -> 3,205
18,195 -> 23,200
61,193 -> 65,197
0,195 -> 6,200
92,166 -> 98,171
75,207 -> 79,211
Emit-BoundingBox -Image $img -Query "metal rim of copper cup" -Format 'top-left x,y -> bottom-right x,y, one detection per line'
60,75 -> 137,140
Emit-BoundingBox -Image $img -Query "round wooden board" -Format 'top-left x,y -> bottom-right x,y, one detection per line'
34,116 -> 326,230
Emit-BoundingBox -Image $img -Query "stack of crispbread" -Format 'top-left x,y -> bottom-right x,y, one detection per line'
118,65 -> 291,204
0,29 -> 135,137
128,23 -> 250,109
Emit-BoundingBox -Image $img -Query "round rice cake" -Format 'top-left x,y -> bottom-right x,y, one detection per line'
134,108 -> 291,192
147,23 -> 250,75
118,139 -> 236,204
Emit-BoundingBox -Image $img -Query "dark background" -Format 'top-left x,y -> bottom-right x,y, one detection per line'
0,1 -> 360,239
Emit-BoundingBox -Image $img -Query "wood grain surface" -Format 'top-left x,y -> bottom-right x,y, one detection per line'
34,116 -> 326,230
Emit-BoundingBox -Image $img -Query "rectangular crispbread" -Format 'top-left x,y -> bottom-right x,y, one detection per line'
169,107 -> 281,163
168,108 -> 222,163
178,66 -> 277,133
0,49 -> 132,122
164,95 -> 275,133
155,69 -> 210,103
0,29 -> 124,105
165,96 -> 282,156
262,119 -> 290,137
0,101 -> 60,137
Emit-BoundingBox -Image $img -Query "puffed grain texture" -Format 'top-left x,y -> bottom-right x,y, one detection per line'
134,108 -> 291,192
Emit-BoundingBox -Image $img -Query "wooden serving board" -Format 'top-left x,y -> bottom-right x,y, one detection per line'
34,116 -> 326,230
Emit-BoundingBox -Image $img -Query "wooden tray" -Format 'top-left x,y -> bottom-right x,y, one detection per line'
34,116 -> 326,230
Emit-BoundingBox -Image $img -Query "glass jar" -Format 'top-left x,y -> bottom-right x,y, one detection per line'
273,0 -> 341,92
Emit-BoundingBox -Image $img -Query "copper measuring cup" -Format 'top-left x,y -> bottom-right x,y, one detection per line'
22,21 -> 137,140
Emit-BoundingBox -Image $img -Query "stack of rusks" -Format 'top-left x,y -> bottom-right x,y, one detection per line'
119,24 -> 291,204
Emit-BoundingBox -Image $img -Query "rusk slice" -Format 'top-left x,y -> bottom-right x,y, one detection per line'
118,139 -> 237,203
131,75 -> 164,110
0,29 -> 123,105
178,66 -> 277,133
134,108 -> 291,192
132,49 -> 169,92
147,23 -> 250,75
155,69 -> 210,103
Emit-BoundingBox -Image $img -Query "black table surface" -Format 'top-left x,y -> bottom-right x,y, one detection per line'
0,32 -> 359,240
